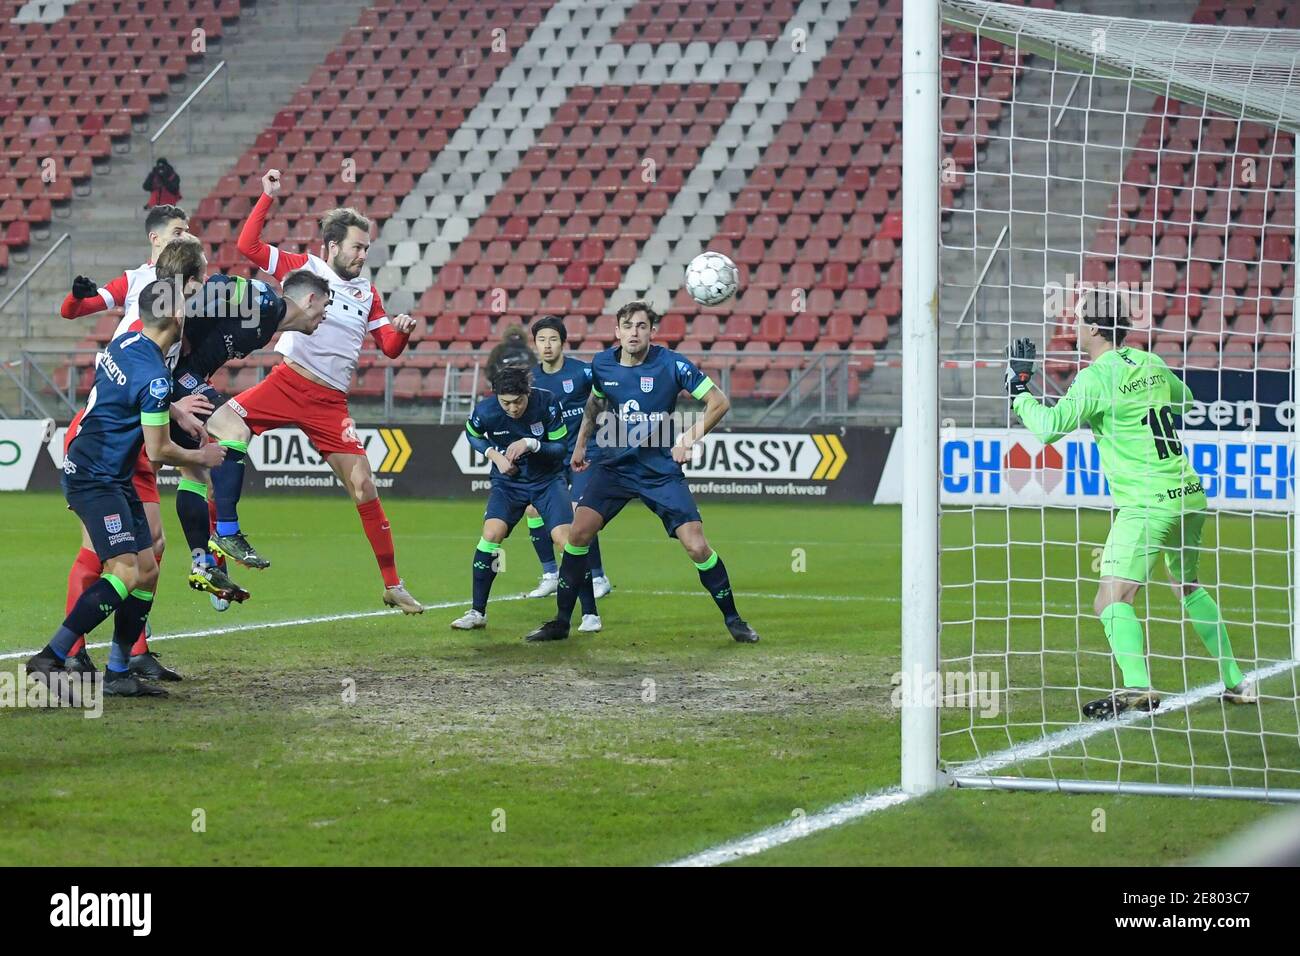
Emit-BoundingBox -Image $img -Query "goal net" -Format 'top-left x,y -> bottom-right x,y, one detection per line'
902,0 -> 1300,801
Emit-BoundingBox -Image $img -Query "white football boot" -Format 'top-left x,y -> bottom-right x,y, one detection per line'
528,572 -> 559,598
1223,679 -> 1258,705
592,575 -> 612,599
578,614 -> 602,633
450,608 -> 487,630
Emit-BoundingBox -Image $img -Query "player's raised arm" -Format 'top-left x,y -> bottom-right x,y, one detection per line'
1007,338 -> 1097,444
237,168 -> 309,281
366,288 -> 414,358
61,272 -> 125,319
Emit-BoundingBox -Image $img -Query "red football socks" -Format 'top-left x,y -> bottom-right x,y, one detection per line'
357,498 -> 400,588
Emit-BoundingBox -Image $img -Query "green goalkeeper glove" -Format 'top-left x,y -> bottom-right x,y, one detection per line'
1005,337 -> 1036,399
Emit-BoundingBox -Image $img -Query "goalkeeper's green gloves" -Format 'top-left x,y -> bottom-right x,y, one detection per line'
1005,337 -> 1036,399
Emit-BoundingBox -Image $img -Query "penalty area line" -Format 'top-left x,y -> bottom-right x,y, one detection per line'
0,593 -> 534,663
664,658 -> 1298,866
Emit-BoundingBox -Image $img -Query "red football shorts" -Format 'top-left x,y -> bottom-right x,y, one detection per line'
226,362 -> 367,457
65,408 -> 161,504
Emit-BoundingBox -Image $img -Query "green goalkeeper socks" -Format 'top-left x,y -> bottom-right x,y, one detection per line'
1183,587 -> 1246,689
1100,602 -> 1150,688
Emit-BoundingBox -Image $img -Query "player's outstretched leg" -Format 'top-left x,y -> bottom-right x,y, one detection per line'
677,523 -> 758,643
451,535 -> 500,630
209,438 -> 271,570
27,571 -> 129,679
63,539 -> 102,674
524,542 -> 588,642
525,513 -> 558,597
1083,578 -> 1156,720
178,475 -> 250,606
327,451 -> 423,614
1181,586 -> 1253,704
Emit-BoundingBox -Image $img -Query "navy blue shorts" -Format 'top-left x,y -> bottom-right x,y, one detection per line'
64,476 -> 152,560
169,367 -> 228,450
566,459 -> 594,501
577,461 -> 701,537
485,475 -> 573,532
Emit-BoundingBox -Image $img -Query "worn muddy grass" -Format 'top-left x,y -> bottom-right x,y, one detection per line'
0,494 -> 896,865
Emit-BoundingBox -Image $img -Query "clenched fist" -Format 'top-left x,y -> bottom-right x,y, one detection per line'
261,168 -> 282,197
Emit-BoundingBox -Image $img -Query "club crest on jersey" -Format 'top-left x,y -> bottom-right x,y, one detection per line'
562,379 -> 574,393
530,421 -> 544,436
640,376 -> 655,393
104,514 -> 122,534
148,377 -> 170,400
179,372 -> 199,389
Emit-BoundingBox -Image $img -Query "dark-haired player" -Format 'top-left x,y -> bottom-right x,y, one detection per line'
524,314 -> 613,600
158,241 -> 329,604
1008,290 -> 1253,719
523,301 -> 759,644
453,365 -> 600,632
26,279 -> 226,697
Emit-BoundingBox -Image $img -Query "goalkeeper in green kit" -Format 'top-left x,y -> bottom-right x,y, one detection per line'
1007,292 -> 1255,719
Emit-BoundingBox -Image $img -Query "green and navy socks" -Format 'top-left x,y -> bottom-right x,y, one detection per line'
555,542 -> 596,624
212,439 -> 249,536
527,516 -> 557,574
695,550 -> 740,625
472,538 -> 501,614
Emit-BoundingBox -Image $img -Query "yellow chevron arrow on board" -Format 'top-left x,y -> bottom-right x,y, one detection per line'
823,433 -> 847,480
811,434 -> 833,480
379,429 -> 412,472
379,429 -> 399,471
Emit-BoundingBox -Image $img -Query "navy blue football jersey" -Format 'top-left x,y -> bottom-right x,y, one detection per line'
589,345 -> 714,478
466,388 -> 569,485
65,330 -> 172,483
181,274 -> 288,380
531,356 -> 592,455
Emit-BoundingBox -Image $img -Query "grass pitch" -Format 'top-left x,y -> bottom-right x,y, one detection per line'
0,493 -> 1291,865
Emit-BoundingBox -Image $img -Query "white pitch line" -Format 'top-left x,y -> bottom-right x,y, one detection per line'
665,658 -> 1300,867
0,594 -> 534,663
0,588 -> 877,662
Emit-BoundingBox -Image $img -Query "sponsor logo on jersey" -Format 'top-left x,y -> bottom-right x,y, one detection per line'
104,513 -> 122,534
148,377 -> 170,401
602,380 -> 620,387
640,376 -> 654,393
227,399 -> 247,418
530,422 -> 544,436
99,351 -> 128,386
562,379 -> 574,393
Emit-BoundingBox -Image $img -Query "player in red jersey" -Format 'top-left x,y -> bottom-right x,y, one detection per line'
57,206 -> 212,679
204,169 -> 424,613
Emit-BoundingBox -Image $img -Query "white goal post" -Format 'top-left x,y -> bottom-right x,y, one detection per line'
902,0 -> 1300,801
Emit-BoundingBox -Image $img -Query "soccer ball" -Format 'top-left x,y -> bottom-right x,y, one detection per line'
685,251 -> 740,306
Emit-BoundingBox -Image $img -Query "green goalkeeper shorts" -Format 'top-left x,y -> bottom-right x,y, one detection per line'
1099,501 -> 1208,584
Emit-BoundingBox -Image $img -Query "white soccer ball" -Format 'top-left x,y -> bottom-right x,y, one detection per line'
685,251 -> 740,306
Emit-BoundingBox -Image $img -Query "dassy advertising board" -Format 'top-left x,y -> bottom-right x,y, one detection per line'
451,426 -> 890,502
873,427 -> 1297,512
24,424 -> 890,502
